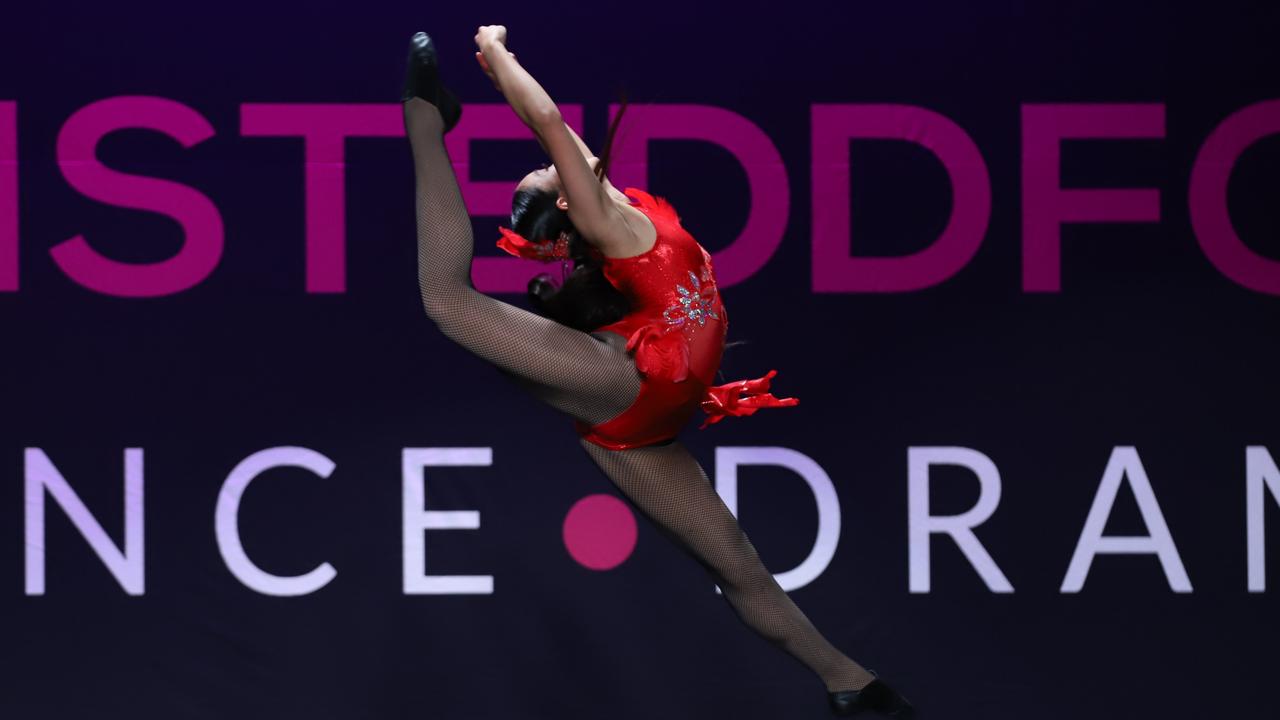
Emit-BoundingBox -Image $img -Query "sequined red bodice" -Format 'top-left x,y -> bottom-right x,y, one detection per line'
594,188 -> 728,387
572,188 -> 797,450
495,186 -> 797,449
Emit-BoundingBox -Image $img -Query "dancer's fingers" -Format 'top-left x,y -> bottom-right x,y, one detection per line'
474,24 -> 508,49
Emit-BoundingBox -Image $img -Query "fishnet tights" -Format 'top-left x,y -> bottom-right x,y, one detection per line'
406,97 -> 874,694
407,97 -> 641,425
577,437 -> 876,692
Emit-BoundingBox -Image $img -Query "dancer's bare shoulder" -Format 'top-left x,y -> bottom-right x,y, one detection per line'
597,199 -> 657,259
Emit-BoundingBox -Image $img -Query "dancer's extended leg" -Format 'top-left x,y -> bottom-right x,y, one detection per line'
408,90 -> 872,693
406,97 -> 641,423
578,436 -> 877,693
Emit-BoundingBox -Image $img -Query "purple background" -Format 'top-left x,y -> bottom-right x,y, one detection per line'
3,2 -> 1279,718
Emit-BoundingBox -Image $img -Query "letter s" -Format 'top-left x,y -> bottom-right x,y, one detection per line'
53,96 -> 223,297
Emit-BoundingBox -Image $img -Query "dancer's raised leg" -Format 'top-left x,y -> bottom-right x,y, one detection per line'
577,436 -> 878,693
405,96 -> 641,425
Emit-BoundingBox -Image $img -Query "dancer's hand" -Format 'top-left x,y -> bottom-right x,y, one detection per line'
475,25 -> 516,91
474,25 -> 508,52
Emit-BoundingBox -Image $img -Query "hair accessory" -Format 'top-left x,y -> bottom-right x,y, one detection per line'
496,227 -> 571,262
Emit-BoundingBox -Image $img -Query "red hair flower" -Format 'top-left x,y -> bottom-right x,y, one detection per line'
495,227 -> 571,262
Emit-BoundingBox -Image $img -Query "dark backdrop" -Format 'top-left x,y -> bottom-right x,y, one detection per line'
2,2 -> 1278,718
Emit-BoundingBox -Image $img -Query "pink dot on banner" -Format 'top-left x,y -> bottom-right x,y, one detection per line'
562,494 -> 638,570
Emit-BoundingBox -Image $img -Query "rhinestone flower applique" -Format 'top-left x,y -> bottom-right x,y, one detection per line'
663,265 -> 720,329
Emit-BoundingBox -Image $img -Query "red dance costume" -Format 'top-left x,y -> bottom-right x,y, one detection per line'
497,187 -> 797,450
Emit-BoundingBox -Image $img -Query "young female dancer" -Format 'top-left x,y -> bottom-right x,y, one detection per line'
401,26 -> 915,717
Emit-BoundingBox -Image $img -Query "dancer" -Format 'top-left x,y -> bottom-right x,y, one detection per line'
402,26 -> 915,717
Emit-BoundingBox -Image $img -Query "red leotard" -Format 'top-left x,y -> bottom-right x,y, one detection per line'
573,188 -> 797,450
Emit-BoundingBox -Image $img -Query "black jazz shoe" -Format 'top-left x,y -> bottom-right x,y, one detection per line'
401,31 -> 462,132
828,669 -> 916,717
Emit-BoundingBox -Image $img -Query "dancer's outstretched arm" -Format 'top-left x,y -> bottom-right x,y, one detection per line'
561,123 -> 627,197
542,120 -> 629,203
474,25 -> 648,257
473,48 -> 619,193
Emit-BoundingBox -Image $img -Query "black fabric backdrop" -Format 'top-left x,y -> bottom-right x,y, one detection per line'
2,2 -> 1278,718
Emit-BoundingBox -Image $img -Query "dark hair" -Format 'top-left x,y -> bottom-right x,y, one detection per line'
513,97 -> 631,332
